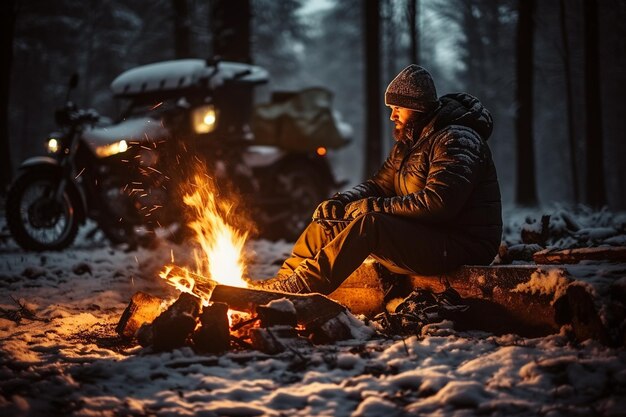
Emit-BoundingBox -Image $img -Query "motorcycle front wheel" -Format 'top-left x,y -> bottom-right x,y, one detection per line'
6,171 -> 80,251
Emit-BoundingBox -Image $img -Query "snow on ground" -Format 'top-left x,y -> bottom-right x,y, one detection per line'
1,207 -> 626,417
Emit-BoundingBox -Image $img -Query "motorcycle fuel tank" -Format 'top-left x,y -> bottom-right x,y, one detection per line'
82,117 -> 169,157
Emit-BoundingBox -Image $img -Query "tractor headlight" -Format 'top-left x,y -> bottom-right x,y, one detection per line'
47,138 -> 60,154
191,104 -> 217,134
95,140 -> 128,157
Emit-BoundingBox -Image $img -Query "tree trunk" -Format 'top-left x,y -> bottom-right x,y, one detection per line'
172,0 -> 192,58
559,0 -> 579,203
515,0 -> 538,206
462,3 -> 486,91
407,0 -> 419,64
0,0 -> 17,192
364,0 -> 382,178
584,0 -> 606,207
211,0 -> 251,63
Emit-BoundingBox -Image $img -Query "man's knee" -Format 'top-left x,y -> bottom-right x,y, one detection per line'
352,212 -> 393,237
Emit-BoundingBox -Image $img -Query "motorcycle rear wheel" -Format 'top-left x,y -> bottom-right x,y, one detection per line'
6,171 -> 79,251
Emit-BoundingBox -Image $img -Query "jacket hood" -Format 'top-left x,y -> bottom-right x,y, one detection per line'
430,93 -> 493,140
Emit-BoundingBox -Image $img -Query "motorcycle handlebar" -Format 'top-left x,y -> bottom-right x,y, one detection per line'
55,104 -> 100,126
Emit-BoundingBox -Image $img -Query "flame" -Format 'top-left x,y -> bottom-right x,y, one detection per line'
160,173 -> 250,306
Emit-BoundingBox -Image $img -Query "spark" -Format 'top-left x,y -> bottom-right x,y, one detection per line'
74,168 -> 85,180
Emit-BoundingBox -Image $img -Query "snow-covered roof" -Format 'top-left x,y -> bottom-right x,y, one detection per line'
110,59 -> 269,97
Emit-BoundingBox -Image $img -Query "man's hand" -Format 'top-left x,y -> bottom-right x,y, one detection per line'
312,199 -> 346,233
344,197 -> 378,219
313,199 -> 345,222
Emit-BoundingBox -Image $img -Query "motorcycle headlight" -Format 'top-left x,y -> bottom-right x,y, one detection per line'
47,138 -> 60,154
95,140 -> 128,157
191,104 -> 217,134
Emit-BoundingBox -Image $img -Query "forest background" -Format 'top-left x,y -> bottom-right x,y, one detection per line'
1,0 -> 625,209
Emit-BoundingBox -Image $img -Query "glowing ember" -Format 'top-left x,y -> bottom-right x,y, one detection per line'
160,173 -> 250,306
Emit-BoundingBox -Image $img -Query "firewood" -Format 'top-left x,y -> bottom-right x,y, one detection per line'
533,246 -> 626,264
116,292 -> 164,338
499,243 -> 544,263
249,326 -> 310,355
257,299 -> 297,327
521,215 -> 550,245
209,285 -> 345,328
151,292 -> 201,351
308,312 -> 353,344
557,285 -> 610,345
193,302 -> 230,353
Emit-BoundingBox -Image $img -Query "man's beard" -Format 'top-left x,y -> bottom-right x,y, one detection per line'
392,113 -> 420,143
392,110 -> 436,143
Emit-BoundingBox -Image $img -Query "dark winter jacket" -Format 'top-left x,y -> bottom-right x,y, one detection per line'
337,92 -> 502,248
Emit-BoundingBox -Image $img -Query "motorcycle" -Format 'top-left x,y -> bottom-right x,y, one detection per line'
6,59 -> 350,251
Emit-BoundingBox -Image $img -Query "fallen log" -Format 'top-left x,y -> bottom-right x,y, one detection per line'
533,246 -> 626,264
116,292 -> 164,338
328,258 -> 386,317
334,262 -> 624,345
334,263 -> 571,337
410,265 -> 572,337
210,285 -> 345,328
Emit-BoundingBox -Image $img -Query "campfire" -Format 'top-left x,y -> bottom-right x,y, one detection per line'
116,172 -> 352,354
158,173 -> 250,307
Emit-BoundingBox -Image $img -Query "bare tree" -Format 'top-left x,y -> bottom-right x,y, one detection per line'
211,0 -> 251,63
364,0 -> 382,178
172,0 -> 191,58
515,0 -> 538,206
0,0 -> 17,191
558,0 -> 579,203
406,0 -> 419,64
583,0 -> 605,207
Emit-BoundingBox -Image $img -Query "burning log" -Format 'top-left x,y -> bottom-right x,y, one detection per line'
533,247 -> 626,264
151,292 -> 201,351
209,284 -> 346,328
192,302 -> 230,353
116,292 -> 164,338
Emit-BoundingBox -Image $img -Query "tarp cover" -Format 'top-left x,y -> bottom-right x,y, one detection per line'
251,88 -> 349,152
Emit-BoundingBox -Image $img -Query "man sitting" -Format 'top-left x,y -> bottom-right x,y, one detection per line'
255,65 -> 502,294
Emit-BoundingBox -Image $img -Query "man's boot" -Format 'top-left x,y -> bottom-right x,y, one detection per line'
252,271 -> 314,294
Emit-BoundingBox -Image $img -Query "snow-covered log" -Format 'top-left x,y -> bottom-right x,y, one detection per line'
335,261 -> 623,345
533,246 -> 626,264
257,299 -> 297,327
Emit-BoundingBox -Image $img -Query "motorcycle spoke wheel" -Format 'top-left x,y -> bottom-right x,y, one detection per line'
19,181 -> 74,246
7,173 -> 79,251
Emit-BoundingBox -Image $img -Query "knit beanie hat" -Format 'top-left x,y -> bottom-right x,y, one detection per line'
385,65 -> 438,112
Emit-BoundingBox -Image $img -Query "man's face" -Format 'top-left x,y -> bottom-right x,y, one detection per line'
389,106 -> 416,142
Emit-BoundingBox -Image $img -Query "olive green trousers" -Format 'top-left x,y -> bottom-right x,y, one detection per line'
277,212 -> 497,295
